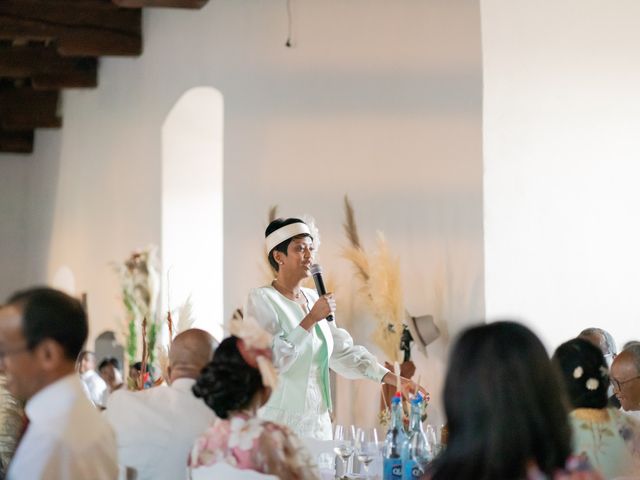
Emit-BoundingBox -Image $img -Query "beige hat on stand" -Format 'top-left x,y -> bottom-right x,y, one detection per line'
405,312 -> 440,357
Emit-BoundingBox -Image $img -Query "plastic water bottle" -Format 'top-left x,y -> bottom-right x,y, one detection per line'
401,393 -> 432,480
383,393 -> 406,480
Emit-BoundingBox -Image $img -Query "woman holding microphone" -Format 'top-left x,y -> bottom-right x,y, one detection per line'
245,217 -> 422,441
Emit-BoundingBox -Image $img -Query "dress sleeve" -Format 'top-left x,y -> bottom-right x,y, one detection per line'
328,321 -> 389,382
244,288 -> 311,374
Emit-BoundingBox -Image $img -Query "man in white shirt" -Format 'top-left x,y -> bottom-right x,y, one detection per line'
106,329 -> 217,480
611,343 -> 640,420
0,287 -> 118,480
78,350 -> 108,407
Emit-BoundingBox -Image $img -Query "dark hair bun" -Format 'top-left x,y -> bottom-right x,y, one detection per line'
193,336 -> 263,419
552,338 -> 608,409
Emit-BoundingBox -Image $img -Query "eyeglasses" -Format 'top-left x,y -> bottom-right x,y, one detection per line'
611,375 -> 640,392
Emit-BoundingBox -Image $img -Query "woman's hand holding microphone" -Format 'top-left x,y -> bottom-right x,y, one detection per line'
300,293 -> 335,331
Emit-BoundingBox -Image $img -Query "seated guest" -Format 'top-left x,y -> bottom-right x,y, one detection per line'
553,338 -> 640,478
611,344 -> 640,421
426,321 -> 603,480
127,361 -> 155,390
0,374 -> 22,478
0,287 -> 117,479
579,327 -> 620,407
77,350 -> 108,407
106,329 -> 217,480
189,335 -> 319,480
578,327 -> 617,365
99,358 -> 124,392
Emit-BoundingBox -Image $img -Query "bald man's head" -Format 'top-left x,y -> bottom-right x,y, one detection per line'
168,329 -> 217,383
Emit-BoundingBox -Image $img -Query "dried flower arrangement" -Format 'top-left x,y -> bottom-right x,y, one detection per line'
341,196 -> 404,362
112,245 -> 161,389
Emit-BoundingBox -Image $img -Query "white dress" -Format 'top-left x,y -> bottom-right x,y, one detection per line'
245,286 -> 388,442
261,325 -> 333,440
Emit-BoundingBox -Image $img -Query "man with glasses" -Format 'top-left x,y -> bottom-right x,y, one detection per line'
0,287 -> 118,479
610,344 -> 640,420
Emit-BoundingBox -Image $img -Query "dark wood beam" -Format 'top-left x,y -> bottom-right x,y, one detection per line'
0,1 -> 142,57
0,44 -> 98,89
0,129 -> 34,153
0,86 -> 61,130
113,0 -> 208,8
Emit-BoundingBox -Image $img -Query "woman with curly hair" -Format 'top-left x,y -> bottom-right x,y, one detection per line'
189,336 -> 319,479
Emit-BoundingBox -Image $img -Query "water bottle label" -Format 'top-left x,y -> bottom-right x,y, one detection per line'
401,459 -> 424,480
383,458 -> 402,480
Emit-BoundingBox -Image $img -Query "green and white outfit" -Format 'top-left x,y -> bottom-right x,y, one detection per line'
245,285 -> 389,441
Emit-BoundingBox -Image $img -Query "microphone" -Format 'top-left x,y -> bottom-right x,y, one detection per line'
310,264 -> 334,322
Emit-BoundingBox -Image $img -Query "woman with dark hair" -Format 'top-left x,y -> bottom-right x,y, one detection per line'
427,321 -> 603,480
245,217 -> 422,441
552,338 -> 640,478
189,336 -> 319,479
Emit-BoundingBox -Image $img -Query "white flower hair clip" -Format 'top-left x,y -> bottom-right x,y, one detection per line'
229,316 -> 278,390
573,366 -> 584,379
301,214 -> 321,253
229,315 -> 272,350
586,378 -> 599,391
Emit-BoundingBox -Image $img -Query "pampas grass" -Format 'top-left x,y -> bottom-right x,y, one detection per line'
341,197 -> 404,362
368,233 -> 404,360
262,206 -> 279,282
176,295 -> 195,334
343,195 -> 362,250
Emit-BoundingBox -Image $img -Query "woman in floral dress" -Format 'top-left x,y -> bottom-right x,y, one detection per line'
553,338 -> 640,478
189,336 -> 319,479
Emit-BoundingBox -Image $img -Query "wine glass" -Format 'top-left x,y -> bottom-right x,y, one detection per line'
425,424 -> 437,455
333,424 -> 355,476
355,427 -> 379,477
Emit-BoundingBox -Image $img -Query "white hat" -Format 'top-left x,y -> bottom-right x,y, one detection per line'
405,312 -> 440,356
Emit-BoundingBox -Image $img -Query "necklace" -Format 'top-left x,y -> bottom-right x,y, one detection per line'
272,280 -> 301,299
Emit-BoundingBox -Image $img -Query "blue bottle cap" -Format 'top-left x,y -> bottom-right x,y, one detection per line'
411,393 -> 423,405
391,395 -> 401,405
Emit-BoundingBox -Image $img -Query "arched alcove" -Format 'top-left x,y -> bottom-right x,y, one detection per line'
161,87 -> 224,340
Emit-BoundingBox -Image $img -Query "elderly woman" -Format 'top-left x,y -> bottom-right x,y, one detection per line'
245,217 -> 420,441
552,338 -> 640,478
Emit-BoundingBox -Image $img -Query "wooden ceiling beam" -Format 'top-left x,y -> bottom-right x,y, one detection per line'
0,129 -> 34,154
0,1 -> 142,57
0,44 -> 98,89
113,0 -> 207,8
0,86 -> 61,130
112,0 -> 208,8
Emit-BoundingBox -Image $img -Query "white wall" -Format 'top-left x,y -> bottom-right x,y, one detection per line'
162,87 -> 224,340
5,0 -> 483,426
0,157 -> 28,300
482,0 -> 640,351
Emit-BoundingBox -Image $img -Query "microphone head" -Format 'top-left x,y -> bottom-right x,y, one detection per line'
310,264 -> 322,276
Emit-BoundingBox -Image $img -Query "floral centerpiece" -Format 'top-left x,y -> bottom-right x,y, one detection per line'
113,245 -> 161,389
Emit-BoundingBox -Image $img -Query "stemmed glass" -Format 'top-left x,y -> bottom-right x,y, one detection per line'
334,424 -> 356,476
355,427 -> 379,477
